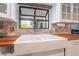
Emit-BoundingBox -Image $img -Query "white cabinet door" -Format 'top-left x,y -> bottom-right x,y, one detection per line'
0,3 -> 11,18
0,3 -> 7,17
73,4 -> 79,20
0,3 -> 17,22
48,49 -> 64,56
66,45 -> 79,56
61,3 -> 71,20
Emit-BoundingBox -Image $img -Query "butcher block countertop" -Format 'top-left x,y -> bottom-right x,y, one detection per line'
55,34 -> 79,41
0,34 -> 79,46
0,36 -> 19,46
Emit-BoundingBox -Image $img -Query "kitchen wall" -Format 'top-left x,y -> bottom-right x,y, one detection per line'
9,3 -> 78,34
71,24 -> 79,30
52,3 -> 61,23
51,23 -> 71,34
10,3 -> 17,22
11,3 -> 75,34
15,3 -> 52,34
51,23 -> 79,34
2,3 -> 79,35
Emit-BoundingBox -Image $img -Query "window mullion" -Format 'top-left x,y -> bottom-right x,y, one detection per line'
34,9 -> 36,30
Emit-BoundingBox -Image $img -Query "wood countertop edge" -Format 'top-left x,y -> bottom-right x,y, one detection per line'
0,36 -> 20,46
54,34 -> 79,41
0,34 -> 79,46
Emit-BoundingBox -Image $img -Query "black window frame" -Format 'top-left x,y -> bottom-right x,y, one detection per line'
19,6 -> 49,29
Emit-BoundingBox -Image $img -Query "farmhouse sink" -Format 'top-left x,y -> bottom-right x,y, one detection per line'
14,34 -> 67,55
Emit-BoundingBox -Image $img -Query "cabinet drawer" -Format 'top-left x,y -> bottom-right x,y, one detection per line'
66,45 -> 79,56
32,49 -> 64,56
66,40 -> 79,56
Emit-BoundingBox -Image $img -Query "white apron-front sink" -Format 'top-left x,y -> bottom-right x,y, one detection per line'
13,34 -> 67,55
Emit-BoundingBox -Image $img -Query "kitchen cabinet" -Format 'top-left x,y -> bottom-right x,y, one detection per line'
73,4 -> 79,21
52,3 -> 79,23
0,3 -> 10,18
61,3 -> 71,22
0,3 -> 17,22
66,40 -> 79,56
0,46 -> 14,56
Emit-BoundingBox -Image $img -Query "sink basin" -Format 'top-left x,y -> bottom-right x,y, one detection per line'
14,34 -> 67,44
37,34 -> 67,41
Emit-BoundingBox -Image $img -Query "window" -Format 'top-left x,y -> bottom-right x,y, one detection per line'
62,3 -> 71,19
19,6 -> 49,29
